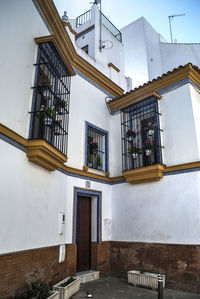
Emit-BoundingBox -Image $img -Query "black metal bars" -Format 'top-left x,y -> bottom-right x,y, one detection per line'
30,42 -> 71,156
88,127 -> 106,171
121,97 -> 163,171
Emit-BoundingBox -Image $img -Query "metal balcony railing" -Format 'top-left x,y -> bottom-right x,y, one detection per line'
68,10 -> 122,43
101,12 -> 122,42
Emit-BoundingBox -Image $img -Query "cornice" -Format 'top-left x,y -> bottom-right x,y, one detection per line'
123,164 -> 165,184
35,0 -> 124,97
64,22 -> 78,36
2,124 -> 200,183
108,64 -> 200,112
34,35 -> 75,76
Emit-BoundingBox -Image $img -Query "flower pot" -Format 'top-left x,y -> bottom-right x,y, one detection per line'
53,277 -> 80,299
145,149 -> 151,156
128,270 -> 165,290
132,153 -> 138,159
44,118 -> 52,126
47,290 -> 59,299
88,162 -> 93,168
148,130 -> 154,137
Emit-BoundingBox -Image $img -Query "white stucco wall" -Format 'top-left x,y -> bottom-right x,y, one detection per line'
68,74 -> 122,177
0,139 -> 112,254
190,85 -> 200,154
121,18 -> 149,88
0,0 -> 50,138
160,43 -> 200,74
111,171 -> 200,244
160,84 -> 200,166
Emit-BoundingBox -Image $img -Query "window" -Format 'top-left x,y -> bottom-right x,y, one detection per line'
85,122 -> 108,172
30,42 -> 71,156
121,96 -> 162,171
81,45 -> 89,54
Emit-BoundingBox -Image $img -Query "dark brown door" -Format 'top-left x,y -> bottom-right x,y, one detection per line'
76,196 -> 91,272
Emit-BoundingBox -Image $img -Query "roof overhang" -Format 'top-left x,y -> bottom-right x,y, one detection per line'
108,63 -> 200,112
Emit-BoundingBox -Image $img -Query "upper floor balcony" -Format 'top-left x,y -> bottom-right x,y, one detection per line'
68,9 -> 122,42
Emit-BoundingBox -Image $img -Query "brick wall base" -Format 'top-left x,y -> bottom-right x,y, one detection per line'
109,241 -> 200,293
0,244 -> 76,298
1,241 -> 200,297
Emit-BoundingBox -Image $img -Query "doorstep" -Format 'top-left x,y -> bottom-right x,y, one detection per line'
76,270 -> 99,284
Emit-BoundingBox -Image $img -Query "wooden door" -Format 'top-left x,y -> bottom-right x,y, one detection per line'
76,196 -> 91,272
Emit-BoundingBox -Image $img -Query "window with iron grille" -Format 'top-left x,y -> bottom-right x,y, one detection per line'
85,122 -> 108,172
29,42 -> 71,156
121,97 -> 163,171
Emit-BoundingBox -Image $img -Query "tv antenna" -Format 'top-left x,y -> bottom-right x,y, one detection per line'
168,14 -> 185,43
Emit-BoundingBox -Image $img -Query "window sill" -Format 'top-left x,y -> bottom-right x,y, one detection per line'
122,164 -> 165,184
27,140 -> 67,171
83,166 -> 110,177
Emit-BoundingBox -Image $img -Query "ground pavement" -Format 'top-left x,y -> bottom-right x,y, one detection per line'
72,276 -> 200,299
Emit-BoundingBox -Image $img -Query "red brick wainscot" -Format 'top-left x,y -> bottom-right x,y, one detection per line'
0,244 -> 76,298
109,241 -> 200,293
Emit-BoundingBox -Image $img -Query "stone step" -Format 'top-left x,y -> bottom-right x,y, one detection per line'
76,270 -> 99,284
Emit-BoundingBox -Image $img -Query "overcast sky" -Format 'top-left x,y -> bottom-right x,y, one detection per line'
54,0 -> 200,43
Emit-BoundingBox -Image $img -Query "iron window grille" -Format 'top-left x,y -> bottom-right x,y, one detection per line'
30,42 -> 71,156
86,122 -> 108,172
121,96 -> 163,171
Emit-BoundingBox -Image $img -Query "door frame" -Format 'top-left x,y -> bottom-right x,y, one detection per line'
73,187 -> 102,245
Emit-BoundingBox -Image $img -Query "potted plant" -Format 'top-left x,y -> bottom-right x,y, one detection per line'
88,153 -> 93,168
53,276 -> 80,299
40,105 -> 56,126
128,143 -> 141,159
96,155 -> 102,170
126,129 -> 136,141
56,98 -> 67,114
128,262 -> 165,290
145,122 -> 157,137
143,139 -> 155,156
20,280 -> 59,299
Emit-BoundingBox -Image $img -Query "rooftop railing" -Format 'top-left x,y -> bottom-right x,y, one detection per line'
68,9 -> 122,43
101,12 -> 122,42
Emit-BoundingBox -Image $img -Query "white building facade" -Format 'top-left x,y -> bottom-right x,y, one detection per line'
1,0 -> 200,297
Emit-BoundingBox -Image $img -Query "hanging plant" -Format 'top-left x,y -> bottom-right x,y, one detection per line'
128,143 -> 141,158
126,129 -> 136,140
142,139 -> 155,156
40,105 -> 56,121
145,122 -> 157,137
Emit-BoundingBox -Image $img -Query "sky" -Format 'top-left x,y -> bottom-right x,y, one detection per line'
53,0 -> 200,43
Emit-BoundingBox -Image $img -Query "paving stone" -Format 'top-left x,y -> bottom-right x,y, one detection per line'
72,276 -> 200,299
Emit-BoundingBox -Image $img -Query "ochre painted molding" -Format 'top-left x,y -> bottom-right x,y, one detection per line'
110,91 -> 162,112
34,35 -> 75,76
64,22 -> 78,36
123,164 -> 165,184
164,161 -> 200,173
35,0 -> 124,97
2,123 -> 200,182
26,140 -> 67,171
108,64 -> 200,112
108,63 -> 120,73
0,123 -> 27,147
